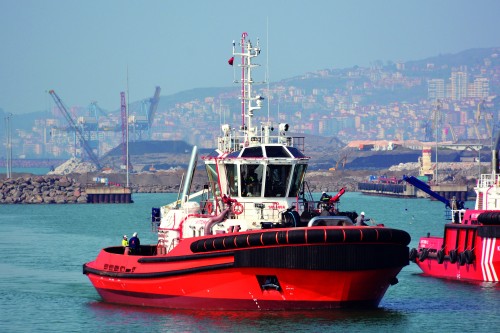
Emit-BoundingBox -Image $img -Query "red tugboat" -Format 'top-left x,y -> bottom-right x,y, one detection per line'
83,33 -> 411,310
405,137 -> 500,282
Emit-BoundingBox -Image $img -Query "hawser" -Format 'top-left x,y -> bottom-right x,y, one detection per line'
83,32 -> 411,310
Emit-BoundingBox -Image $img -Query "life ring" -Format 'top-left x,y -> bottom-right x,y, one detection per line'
205,202 -> 214,214
232,202 -> 244,215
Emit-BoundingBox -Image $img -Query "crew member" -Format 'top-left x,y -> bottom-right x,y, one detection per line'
129,232 -> 140,254
355,212 -> 370,226
121,235 -> 128,247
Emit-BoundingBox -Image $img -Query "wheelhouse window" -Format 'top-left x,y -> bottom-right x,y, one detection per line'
287,146 -> 306,158
225,164 -> 239,197
205,164 -> 220,196
265,146 -> 291,158
241,147 -> 263,158
240,164 -> 263,197
289,164 -> 307,197
264,164 -> 291,197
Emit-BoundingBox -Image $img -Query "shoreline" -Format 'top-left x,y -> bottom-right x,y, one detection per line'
0,165 -> 477,204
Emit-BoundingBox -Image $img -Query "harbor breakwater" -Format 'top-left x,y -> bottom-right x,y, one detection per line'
0,176 -> 88,204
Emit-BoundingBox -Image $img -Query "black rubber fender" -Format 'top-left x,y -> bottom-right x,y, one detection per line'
459,251 -> 467,266
449,249 -> 458,264
437,249 -> 445,264
464,249 -> 475,264
477,212 -> 500,225
418,248 -> 429,262
409,248 -> 418,262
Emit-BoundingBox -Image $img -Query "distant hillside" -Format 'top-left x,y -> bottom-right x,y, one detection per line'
404,47 -> 500,70
276,47 -> 500,105
8,46 -> 500,165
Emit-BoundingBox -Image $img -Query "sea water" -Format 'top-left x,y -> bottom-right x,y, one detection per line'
0,192 -> 498,332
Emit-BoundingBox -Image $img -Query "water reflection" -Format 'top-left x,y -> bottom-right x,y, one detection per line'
88,301 -> 408,332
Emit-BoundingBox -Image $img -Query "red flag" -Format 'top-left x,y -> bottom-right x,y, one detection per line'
228,57 -> 234,66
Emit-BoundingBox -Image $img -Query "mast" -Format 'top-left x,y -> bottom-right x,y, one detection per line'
232,32 -> 264,146
126,69 -> 130,188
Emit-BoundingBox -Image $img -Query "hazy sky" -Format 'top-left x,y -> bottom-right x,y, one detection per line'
1,0 -> 500,115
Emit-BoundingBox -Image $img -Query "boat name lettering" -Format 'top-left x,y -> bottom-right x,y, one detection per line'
268,203 -> 286,210
103,264 -> 136,273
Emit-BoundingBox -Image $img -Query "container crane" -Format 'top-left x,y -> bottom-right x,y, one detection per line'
148,86 -> 161,130
129,86 -> 161,141
48,90 -> 102,169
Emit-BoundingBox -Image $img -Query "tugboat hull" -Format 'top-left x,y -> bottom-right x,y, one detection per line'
84,227 -> 410,310
88,268 -> 402,310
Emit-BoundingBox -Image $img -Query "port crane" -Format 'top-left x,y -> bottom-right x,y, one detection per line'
129,86 -> 161,141
48,90 -> 102,169
472,99 -> 494,142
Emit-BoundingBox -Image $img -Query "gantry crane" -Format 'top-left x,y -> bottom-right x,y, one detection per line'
129,86 -> 161,141
48,90 -> 102,169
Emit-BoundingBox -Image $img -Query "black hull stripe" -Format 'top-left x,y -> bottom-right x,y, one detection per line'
235,244 -> 409,270
83,262 -> 234,279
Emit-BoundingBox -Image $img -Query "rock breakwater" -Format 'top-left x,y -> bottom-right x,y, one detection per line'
0,176 -> 88,204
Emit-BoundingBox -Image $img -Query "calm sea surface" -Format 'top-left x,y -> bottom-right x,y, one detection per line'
1,168 -> 52,176
0,192 -> 498,332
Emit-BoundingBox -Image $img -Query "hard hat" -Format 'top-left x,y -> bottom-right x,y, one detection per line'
361,212 -> 365,215
133,232 -> 138,237
123,235 -> 127,238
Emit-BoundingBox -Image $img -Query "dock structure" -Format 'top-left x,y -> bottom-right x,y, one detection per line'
358,182 -> 417,198
85,187 -> 133,203
428,184 -> 468,202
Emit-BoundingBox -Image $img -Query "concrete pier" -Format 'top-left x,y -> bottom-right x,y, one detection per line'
429,184 -> 468,202
358,182 -> 417,198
